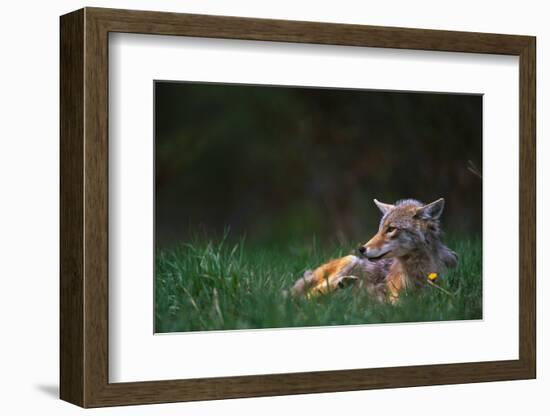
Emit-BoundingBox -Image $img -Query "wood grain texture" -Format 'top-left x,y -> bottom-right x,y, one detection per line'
90,7 -> 532,54
59,8 -> 84,407
518,38 -> 536,376
83,10 -> 110,406
59,7 -> 537,408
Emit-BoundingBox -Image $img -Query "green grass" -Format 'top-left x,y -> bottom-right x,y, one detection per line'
155,235 -> 482,333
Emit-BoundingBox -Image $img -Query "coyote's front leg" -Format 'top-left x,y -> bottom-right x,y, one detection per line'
289,255 -> 360,297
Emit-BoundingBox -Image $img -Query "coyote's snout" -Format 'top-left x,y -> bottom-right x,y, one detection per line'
289,198 -> 458,302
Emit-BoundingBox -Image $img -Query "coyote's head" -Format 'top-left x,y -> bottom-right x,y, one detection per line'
358,198 -> 447,261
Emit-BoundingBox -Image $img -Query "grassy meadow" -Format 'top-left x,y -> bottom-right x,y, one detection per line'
155,235 -> 482,333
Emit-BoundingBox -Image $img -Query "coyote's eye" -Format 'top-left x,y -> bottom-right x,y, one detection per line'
386,226 -> 396,233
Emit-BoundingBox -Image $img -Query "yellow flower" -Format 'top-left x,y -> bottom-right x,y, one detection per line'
428,272 -> 438,281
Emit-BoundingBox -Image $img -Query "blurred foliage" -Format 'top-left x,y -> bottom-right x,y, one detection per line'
155,82 -> 482,247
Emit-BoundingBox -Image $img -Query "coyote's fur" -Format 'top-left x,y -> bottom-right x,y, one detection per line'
289,198 -> 458,302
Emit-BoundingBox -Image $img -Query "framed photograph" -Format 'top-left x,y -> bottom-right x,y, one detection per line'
60,7 -> 536,408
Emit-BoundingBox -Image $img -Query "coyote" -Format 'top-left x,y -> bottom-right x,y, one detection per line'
289,198 -> 458,302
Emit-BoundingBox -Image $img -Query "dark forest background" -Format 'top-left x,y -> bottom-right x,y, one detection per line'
155,81 -> 482,248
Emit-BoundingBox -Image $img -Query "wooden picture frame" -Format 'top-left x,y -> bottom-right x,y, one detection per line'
60,7 -> 536,408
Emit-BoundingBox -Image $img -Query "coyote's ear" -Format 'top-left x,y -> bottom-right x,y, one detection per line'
374,199 -> 395,215
416,198 -> 445,220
